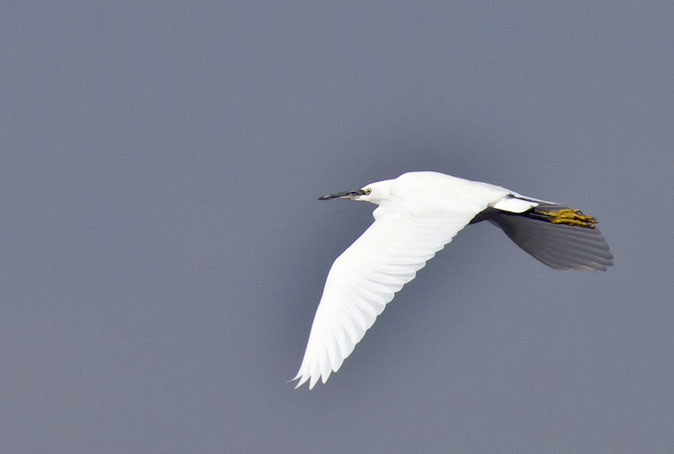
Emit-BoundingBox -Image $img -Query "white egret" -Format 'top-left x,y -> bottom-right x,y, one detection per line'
294,171 -> 612,389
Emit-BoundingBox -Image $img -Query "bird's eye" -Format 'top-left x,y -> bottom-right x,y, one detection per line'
364,188 -> 372,195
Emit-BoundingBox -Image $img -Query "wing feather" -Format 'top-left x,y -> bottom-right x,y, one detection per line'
294,197 -> 489,388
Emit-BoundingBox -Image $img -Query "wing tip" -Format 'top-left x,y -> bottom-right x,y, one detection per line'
291,373 -> 310,390
292,366 -> 335,390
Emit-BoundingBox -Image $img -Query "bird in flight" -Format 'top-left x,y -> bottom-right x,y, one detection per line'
294,171 -> 613,389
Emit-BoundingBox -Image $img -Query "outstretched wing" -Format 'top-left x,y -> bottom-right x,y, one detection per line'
294,196 -> 490,389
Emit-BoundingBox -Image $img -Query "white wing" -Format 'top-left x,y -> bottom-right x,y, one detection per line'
294,194 -> 492,389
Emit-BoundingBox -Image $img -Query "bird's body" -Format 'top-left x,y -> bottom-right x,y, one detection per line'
294,171 -> 612,389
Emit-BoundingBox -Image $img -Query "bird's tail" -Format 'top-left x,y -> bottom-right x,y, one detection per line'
487,204 -> 614,271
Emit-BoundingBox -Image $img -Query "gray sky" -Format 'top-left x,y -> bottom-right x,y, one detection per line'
2,1 -> 673,453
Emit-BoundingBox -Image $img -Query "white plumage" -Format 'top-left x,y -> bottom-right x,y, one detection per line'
294,171 -> 612,389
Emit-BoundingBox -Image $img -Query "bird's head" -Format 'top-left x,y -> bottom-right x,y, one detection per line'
318,179 -> 394,205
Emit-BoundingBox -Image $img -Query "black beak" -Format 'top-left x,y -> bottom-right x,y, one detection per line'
318,189 -> 367,200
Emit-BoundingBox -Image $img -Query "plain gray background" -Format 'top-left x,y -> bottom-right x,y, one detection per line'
2,1 -> 673,453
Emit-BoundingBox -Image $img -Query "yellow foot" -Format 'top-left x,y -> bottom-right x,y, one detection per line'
538,208 -> 598,229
